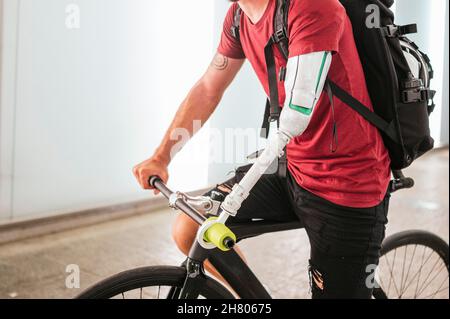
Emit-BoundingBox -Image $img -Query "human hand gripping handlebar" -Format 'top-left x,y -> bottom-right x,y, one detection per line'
148,176 -> 236,251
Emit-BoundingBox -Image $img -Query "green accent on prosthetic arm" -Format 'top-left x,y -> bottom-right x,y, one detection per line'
289,99 -> 314,115
289,52 -> 330,116
315,52 -> 330,93
203,217 -> 236,252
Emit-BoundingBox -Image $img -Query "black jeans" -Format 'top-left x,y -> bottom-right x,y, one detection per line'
206,164 -> 390,299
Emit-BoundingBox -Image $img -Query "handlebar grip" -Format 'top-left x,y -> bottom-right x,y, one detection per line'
149,175 -> 173,199
390,176 -> 415,192
403,177 -> 415,188
148,175 -> 161,188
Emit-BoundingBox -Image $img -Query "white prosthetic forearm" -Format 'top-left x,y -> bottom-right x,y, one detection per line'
219,51 -> 332,220
220,131 -> 291,219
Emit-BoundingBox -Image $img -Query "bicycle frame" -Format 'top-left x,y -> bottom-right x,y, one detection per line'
150,177 -> 302,299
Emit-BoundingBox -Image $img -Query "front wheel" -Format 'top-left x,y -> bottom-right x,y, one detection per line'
76,266 -> 235,299
374,230 -> 449,299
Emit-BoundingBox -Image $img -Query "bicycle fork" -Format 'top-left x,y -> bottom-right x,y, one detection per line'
167,242 -> 211,299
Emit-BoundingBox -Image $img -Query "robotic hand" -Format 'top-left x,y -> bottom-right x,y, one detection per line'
198,51 -> 332,251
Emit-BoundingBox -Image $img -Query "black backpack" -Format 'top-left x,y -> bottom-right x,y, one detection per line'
231,0 -> 436,171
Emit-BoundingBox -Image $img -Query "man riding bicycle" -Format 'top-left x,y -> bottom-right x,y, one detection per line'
133,0 -> 391,299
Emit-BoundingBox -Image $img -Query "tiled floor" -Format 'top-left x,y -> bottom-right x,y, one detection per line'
0,149 -> 448,299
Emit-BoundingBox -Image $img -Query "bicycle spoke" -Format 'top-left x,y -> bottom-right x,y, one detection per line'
112,286 -> 190,299
430,278 -> 449,299
429,269 -> 450,299
416,255 -> 443,296
392,248 -> 402,296
399,245 -> 408,296
427,275 -> 448,299
405,245 -> 428,297
408,246 -> 437,298
405,251 -> 433,298
413,246 -> 425,298
384,248 -> 401,297
382,252 -> 394,296
383,253 -> 393,296
401,244 -> 417,297
378,267 -> 387,293
380,243 -> 446,299
423,285 -> 449,299
417,261 -> 447,297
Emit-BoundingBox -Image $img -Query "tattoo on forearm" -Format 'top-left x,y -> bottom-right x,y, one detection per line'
211,54 -> 229,70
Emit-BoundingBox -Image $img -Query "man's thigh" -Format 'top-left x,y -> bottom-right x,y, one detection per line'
205,165 -> 298,223
290,180 -> 390,299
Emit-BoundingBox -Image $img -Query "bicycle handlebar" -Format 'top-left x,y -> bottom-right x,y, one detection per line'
149,176 -> 236,251
149,176 -> 207,225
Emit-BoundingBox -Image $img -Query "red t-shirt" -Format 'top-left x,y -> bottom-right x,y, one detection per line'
218,0 -> 391,208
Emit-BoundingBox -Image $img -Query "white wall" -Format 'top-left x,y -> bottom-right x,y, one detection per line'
0,0 -> 216,220
1,0 -> 448,221
207,1 -> 267,185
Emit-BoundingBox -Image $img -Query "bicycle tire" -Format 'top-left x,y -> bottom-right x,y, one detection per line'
373,230 -> 449,299
76,266 -> 235,299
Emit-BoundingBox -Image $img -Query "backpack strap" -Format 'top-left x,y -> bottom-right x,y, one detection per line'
231,1 -> 289,56
231,6 -> 242,41
274,0 -> 290,60
326,79 -> 400,144
261,0 -> 290,138
382,24 -> 417,38
260,99 -> 271,138
231,1 -> 289,138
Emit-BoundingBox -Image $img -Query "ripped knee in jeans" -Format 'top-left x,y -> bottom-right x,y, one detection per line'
217,183 -> 233,194
308,261 -> 325,293
207,165 -> 250,198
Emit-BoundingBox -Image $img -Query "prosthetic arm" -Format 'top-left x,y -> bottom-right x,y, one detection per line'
198,51 -> 332,250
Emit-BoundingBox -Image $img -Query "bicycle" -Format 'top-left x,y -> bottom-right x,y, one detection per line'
77,171 -> 449,299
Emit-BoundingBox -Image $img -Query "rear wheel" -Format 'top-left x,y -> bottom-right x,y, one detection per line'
76,266 -> 235,299
374,230 -> 449,299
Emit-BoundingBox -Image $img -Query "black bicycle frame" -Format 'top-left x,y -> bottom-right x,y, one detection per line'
149,177 -> 302,299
